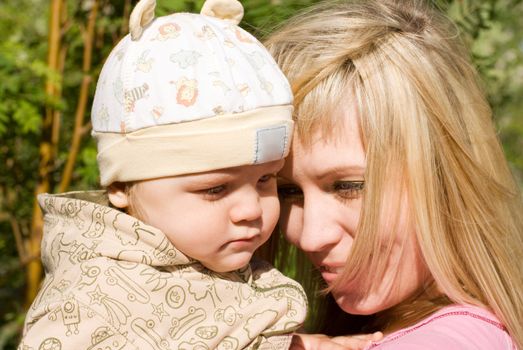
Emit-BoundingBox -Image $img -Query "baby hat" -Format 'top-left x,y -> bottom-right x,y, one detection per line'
91,0 -> 294,186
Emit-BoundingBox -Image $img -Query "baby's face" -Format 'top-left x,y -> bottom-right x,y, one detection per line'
128,159 -> 284,272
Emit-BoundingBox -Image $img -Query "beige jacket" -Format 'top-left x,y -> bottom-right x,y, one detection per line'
19,191 -> 307,350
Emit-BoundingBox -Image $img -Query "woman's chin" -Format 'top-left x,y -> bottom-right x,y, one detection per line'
332,290 -> 388,315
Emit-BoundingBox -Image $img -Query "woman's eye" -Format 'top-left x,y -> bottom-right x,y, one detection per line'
277,184 -> 303,201
333,181 -> 364,200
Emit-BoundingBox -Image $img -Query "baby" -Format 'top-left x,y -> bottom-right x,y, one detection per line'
19,0 -> 307,349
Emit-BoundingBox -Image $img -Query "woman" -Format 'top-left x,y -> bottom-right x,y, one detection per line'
265,0 -> 523,349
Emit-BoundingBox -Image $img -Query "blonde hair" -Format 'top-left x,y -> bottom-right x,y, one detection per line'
266,0 -> 523,345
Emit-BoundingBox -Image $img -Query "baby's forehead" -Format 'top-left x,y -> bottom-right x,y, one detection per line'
183,160 -> 285,178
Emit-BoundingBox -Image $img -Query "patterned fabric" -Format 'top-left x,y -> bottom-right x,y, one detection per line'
19,192 -> 307,350
91,12 -> 292,134
365,304 -> 517,350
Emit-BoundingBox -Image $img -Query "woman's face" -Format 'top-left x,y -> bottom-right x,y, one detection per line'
278,101 -> 429,315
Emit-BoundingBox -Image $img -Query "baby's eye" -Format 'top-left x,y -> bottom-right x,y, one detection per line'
277,184 -> 303,202
201,185 -> 227,200
207,185 -> 225,194
333,181 -> 364,201
259,174 -> 275,183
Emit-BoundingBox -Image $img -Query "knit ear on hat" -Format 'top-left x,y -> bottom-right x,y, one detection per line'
129,0 -> 156,41
200,0 -> 244,25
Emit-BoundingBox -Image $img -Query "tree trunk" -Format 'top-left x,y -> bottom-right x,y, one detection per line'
59,0 -> 99,193
25,0 -> 64,308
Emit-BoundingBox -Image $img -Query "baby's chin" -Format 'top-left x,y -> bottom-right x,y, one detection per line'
201,251 -> 256,273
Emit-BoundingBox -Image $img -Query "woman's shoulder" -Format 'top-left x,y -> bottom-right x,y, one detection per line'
367,304 -> 516,350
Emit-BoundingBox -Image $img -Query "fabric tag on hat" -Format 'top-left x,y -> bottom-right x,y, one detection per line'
254,125 -> 287,163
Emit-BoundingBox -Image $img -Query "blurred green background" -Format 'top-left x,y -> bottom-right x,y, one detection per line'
1,0 -> 522,348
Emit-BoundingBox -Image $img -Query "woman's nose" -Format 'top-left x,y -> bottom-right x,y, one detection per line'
297,197 -> 342,253
229,187 -> 263,223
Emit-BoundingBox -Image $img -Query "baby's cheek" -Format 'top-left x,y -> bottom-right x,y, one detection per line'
281,209 -> 303,245
262,195 -> 279,222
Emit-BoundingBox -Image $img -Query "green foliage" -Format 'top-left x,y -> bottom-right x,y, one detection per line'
75,141 -> 101,190
444,0 -> 523,185
0,5 -> 49,344
0,0 -> 521,348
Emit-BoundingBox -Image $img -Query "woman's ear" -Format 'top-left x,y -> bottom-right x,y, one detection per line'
107,182 -> 130,209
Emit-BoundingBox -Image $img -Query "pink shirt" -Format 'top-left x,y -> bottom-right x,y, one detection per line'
366,305 -> 517,349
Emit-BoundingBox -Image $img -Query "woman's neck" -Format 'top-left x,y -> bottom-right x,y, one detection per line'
373,283 -> 452,334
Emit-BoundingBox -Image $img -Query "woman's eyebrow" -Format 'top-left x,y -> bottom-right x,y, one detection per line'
315,165 -> 365,181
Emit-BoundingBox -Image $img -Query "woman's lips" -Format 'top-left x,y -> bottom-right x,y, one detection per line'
319,265 -> 344,283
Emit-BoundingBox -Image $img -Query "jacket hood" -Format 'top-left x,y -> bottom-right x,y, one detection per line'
25,191 -> 308,350
38,191 -> 191,273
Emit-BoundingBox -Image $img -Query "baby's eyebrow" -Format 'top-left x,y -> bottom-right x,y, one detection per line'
266,161 -> 285,173
185,172 -> 236,185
